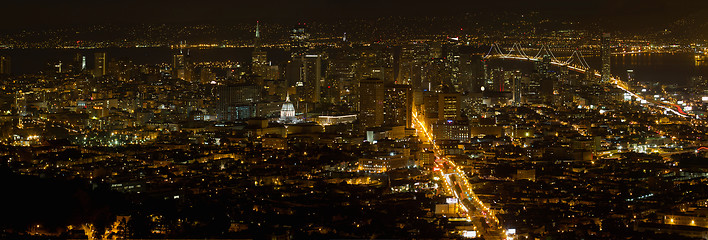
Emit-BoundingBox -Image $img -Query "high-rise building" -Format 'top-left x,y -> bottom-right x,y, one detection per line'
535,55 -> 551,79
172,41 -> 188,80
359,78 -> 385,128
490,68 -> 512,92
384,84 -> 412,127
94,52 -> 106,77
438,92 -> 460,120
252,21 -> 269,77
328,58 -> 356,104
422,58 -> 450,92
290,53 -> 323,103
511,70 -> 523,105
215,84 -> 261,121
601,33 -> 611,83
74,53 -> 86,72
173,54 -> 186,80
0,56 -> 10,75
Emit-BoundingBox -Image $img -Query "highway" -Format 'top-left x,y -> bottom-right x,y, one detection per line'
412,109 -> 507,240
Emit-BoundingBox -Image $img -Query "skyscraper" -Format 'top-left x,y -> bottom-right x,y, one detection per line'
601,33 -> 611,83
173,54 -> 186,80
328,58 -> 356,104
74,53 -> 86,72
512,70 -> 523,105
438,92 -> 460,120
359,78 -> 385,129
0,56 -> 10,75
536,55 -> 551,79
384,84 -> 412,127
252,21 -> 269,77
94,52 -> 106,77
216,84 -> 261,121
172,41 -> 188,80
291,53 -> 322,103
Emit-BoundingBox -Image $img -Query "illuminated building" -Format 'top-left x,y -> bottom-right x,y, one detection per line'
252,21 -> 269,78
384,84 -> 412,127
279,94 -> 297,123
74,53 -> 86,72
0,55 -> 10,75
359,78 -> 385,129
432,119 -> 469,142
93,52 -> 106,77
288,53 -> 323,103
358,153 -> 410,173
173,54 -> 186,80
512,70 -> 523,105
315,114 -> 357,126
327,59 -> 356,104
215,84 -> 261,121
601,33 -> 611,83
438,92 -> 460,120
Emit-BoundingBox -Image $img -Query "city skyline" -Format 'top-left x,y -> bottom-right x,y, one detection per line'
2,2 -> 708,240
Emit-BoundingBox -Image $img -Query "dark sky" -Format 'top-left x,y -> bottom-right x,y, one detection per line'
1,0 -> 707,29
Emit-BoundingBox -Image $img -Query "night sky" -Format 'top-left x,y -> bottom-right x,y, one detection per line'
0,0 -> 707,29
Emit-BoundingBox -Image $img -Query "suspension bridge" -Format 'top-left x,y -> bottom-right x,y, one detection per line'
483,43 -> 594,74
482,43 -> 691,118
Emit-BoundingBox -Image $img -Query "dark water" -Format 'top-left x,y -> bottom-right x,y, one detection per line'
1,48 -> 706,86
590,54 -> 708,85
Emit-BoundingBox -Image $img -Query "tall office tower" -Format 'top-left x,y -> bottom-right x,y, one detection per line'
447,47 -> 461,90
490,68 -> 513,92
422,58 -> 450,92
328,58 -> 356,104
287,53 -> 323,103
535,55 -> 551,79
423,91 -> 439,119
601,33 -> 611,83
438,92 -> 460,120
252,21 -> 269,77
512,70 -> 523,105
384,84 -> 412,127
285,58 -> 303,88
0,56 -> 10,75
302,54 -> 322,103
215,84 -> 261,121
289,24 -> 310,56
93,52 -> 106,77
457,52 -> 474,92
429,42 -> 443,58
173,54 -> 185,80
359,78 -> 385,129
74,53 -> 86,72
469,58 -> 488,92
172,41 -> 188,80
398,44 -> 416,84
